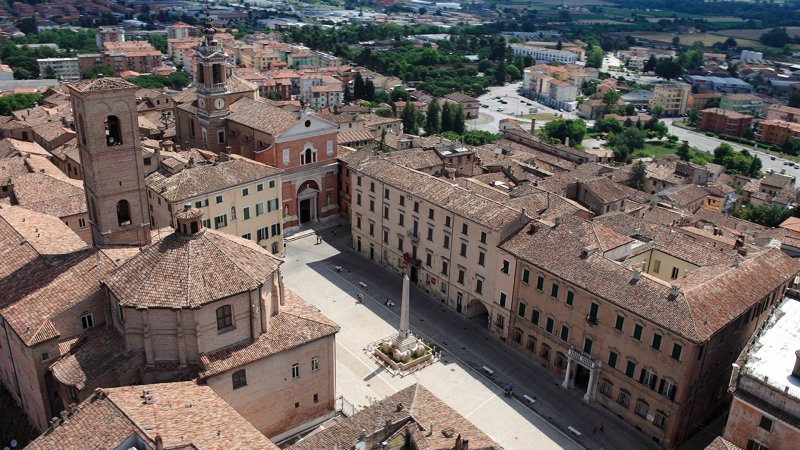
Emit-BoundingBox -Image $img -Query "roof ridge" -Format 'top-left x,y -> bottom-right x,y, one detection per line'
200,232 -> 264,292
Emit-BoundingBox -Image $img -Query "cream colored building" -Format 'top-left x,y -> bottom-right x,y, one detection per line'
146,154 -> 285,255
649,82 -> 690,116
348,156 -> 528,323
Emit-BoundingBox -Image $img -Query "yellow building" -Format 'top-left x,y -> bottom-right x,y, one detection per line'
649,82 -> 690,116
146,153 -> 285,254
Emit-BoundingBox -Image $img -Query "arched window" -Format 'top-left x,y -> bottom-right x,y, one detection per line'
230,206 -> 237,221
190,221 -> 199,234
212,64 -> 222,84
105,115 -> 123,146
232,369 -> 247,389
21,131 -> 28,141
78,113 -> 86,145
116,200 -> 131,226
197,65 -> 204,84
300,147 -> 316,165
216,305 -> 233,331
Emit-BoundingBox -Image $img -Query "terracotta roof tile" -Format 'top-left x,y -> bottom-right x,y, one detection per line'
289,384 -> 500,450
227,97 -> 299,136
11,172 -> 87,218
198,289 -> 339,378
67,77 -> 137,93
105,227 -> 282,309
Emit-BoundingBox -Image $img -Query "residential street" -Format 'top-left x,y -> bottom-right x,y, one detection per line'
281,227 -> 662,450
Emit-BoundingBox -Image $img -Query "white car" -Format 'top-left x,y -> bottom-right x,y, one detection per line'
497,107 -> 505,112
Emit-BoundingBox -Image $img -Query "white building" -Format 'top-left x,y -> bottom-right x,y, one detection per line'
511,44 -> 578,64
37,57 -> 81,81
740,50 -> 764,64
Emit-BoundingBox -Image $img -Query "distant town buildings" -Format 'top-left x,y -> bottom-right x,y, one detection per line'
649,82 -> 691,116
697,108 -> 754,137
37,57 -> 81,81
511,44 -> 579,64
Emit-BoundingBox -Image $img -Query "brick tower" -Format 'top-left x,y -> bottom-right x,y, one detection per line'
67,77 -> 151,247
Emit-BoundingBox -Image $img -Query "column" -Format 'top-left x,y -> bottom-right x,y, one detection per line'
583,368 -> 598,403
562,357 -> 573,388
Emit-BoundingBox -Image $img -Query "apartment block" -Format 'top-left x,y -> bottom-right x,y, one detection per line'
719,94 -> 768,118
347,156 -> 528,322
37,57 -> 80,81
767,103 -> 800,123
146,154 -> 285,255
697,108 -> 753,137
499,213 -> 799,448
511,44 -> 578,64
649,82 -> 691,116
756,119 -> 800,146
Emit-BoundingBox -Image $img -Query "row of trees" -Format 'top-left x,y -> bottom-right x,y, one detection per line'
0,93 -> 43,116
422,99 -> 466,136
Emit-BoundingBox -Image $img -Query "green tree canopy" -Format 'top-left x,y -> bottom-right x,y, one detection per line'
424,98 -> 441,135
539,119 -> 586,147
402,101 -> 419,135
627,160 -> 648,191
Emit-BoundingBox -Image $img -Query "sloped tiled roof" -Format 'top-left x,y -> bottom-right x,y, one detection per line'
11,171 -> 86,218
67,77 -> 137,93
580,176 -> 627,203
146,155 -> 282,202
198,289 -> 339,378
289,384 -> 500,450
227,97 -> 299,136
0,205 -> 86,257
27,382 -> 278,450
105,227 -> 282,309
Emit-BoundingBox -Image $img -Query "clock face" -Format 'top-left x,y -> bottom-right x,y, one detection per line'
198,98 -> 206,109
214,98 -> 225,110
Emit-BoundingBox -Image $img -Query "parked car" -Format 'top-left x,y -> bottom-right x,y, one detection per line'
770,155 -> 776,160
497,107 -> 505,111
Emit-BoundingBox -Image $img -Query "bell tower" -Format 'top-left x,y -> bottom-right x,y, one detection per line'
67,77 -> 151,247
193,5 -> 231,152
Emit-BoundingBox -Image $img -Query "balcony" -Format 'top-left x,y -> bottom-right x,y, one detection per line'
407,230 -> 419,242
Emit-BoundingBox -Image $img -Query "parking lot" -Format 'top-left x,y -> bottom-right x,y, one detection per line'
469,82 -> 578,132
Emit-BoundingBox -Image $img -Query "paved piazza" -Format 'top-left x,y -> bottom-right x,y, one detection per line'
281,227 -> 659,450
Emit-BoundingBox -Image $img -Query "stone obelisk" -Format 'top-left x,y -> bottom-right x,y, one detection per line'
393,269 -> 416,355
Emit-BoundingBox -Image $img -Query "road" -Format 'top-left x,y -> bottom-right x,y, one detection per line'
469,82 -> 579,133
282,227 -> 662,450
664,118 -> 800,186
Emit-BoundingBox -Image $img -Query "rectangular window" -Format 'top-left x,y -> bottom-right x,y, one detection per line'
257,227 -> 268,242
518,303 -> 526,318
269,180 -> 275,188
215,195 -> 223,204
499,292 -> 507,308
659,379 -> 677,401
583,337 -> 593,355
428,208 -> 434,219
412,200 -> 417,211
601,381 -> 613,397
313,393 -> 319,403
527,336 -> 536,352
566,290 -> 574,306
521,268 -> 530,284
441,259 -> 449,275
480,231 -> 487,244
653,260 -> 661,273
81,312 -> 93,329
356,176 -> 362,187
399,213 -> 404,227
478,251 -> 485,266
195,200 -> 203,208
311,357 -> 319,372
475,278 -> 483,294
546,317 -> 554,333
457,269 -> 465,284
271,223 -> 281,237
626,360 -> 636,378
232,370 -> 247,389
356,193 -> 361,206
425,252 -> 432,267
608,351 -> 618,368
356,216 -> 361,229
671,266 -> 680,280
640,368 -> 657,389
398,237 -> 404,252
653,412 -> 667,429
462,223 -> 468,235
243,207 -> 250,220
501,260 -> 510,274
383,206 -> 389,219
460,242 -> 467,257
216,305 -> 233,330
671,343 -> 683,361
759,416 -> 773,432
369,199 -> 374,212
256,202 -> 264,216
427,227 -> 433,241
652,333 -> 662,351
550,283 -> 559,299
202,219 -> 211,229
399,195 -> 405,206
615,315 -> 625,332
618,390 -> 630,407
242,187 -> 249,197
633,324 -> 643,340
746,440 -> 768,450
384,188 -> 390,199
532,309 -> 540,325
536,275 -> 544,291
445,216 -> 451,227
635,400 -> 649,418
292,363 -> 300,379
443,234 -> 450,249
242,233 -> 251,240
214,214 -> 228,229
560,324 -> 569,341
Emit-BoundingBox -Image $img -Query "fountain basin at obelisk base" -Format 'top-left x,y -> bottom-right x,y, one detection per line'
373,271 -> 433,373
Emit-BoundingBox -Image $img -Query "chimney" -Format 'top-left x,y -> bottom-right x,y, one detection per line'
155,434 -> 164,450
564,136 -> 570,147
792,349 -> 800,378
668,285 -> 680,301
530,118 -> 536,134
219,145 -> 232,162
428,421 -> 434,437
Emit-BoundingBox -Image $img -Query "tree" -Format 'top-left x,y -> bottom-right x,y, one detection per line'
651,105 -> 665,118
677,141 -> 691,161
377,129 -> 388,153
627,161 -> 648,191
586,46 -> 604,69
353,72 -> 365,100
17,17 -> 36,35
82,66 -> 112,79
424,98 -> 441,135
760,28 -> 791,48
602,89 -> 621,109
452,105 -> 466,134
363,79 -> 375,101
688,109 -> 700,126
505,64 -> 521,80
539,119 -> 586,147
609,127 -> 646,162
462,130 -> 501,145
42,66 -> 57,79
402,101 -> 419,135
595,117 -> 623,134
672,36 -> 680,47
0,93 -> 43,115
734,204 -> 792,228
655,58 -> 682,80
440,101 -> 454,133
724,37 -> 738,49
789,90 -> 800,108
643,55 -> 657,73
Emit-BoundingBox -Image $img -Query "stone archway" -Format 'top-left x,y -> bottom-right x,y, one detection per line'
467,298 -> 490,329
297,180 -> 320,225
